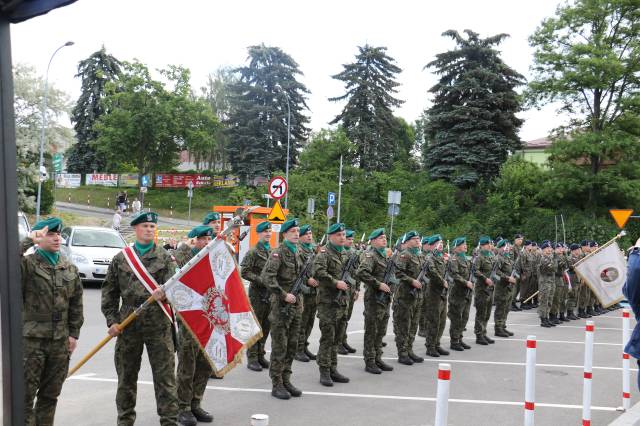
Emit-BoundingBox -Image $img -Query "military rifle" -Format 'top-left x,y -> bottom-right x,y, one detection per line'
375,243 -> 401,306
336,250 -> 359,304
410,256 -> 430,298
281,252 -> 316,317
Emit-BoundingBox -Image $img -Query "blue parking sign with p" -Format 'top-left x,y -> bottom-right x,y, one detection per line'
328,192 -> 336,206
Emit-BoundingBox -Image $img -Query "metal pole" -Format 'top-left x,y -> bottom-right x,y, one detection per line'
35,41 -> 73,222
337,155 -> 342,223
389,213 -> 395,248
188,194 -> 192,223
275,85 -> 291,210
0,17 -> 25,425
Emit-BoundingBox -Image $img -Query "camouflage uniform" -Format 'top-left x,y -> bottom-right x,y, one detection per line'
102,244 -> 179,426
512,244 -> 524,302
240,241 -> 271,364
447,253 -> 472,345
393,248 -> 423,358
21,239 -> 84,426
260,242 -> 303,387
566,252 -> 581,314
473,251 -> 495,338
424,251 -> 448,351
356,247 -> 391,365
313,244 -> 347,371
173,247 -> 213,412
537,253 -> 558,319
551,253 -> 569,317
519,250 -> 536,305
296,243 -> 317,353
493,252 -> 517,332
339,247 -> 361,348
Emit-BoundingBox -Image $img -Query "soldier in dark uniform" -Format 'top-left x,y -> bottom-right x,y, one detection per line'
260,219 -> 303,400
174,225 -> 215,426
424,235 -> 449,357
22,217 -> 84,426
473,236 -> 496,346
241,221 -> 273,372
448,237 -> 474,351
295,225 -> 319,362
493,239 -> 518,337
314,223 -> 350,386
355,228 -> 394,374
338,229 -> 360,355
102,212 -> 179,425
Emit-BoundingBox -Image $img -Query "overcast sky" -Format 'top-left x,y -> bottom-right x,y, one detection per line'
11,0 -> 565,141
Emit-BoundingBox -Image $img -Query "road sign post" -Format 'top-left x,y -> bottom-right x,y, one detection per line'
267,200 -> 286,224
268,176 -> 288,200
307,198 -> 315,218
328,192 -> 336,206
187,181 -> 194,222
52,153 -> 63,173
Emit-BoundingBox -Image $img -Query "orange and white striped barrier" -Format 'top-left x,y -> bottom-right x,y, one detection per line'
434,363 -> 451,426
524,335 -> 536,426
622,309 -> 631,410
582,321 -> 595,426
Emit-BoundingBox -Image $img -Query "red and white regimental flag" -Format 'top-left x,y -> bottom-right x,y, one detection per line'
164,238 -> 262,376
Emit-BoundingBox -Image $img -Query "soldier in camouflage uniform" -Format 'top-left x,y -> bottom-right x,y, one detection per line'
578,240 -> 593,318
314,223 -> 350,386
202,212 -> 222,233
241,221 -> 273,372
518,241 -> 534,309
173,225 -> 215,426
565,243 -> 582,320
448,237 -> 474,351
550,243 -> 570,324
424,235 -> 449,357
260,219 -> 303,400
356,228 -> 394,374
102,212 -> 179,425
22,217 -> 84,426
418,237 -> 434,338
493,239 -> 518,337
393,231 -> 424,365
529,242 -> 541,308
511,234 -> 524,311
473,237 -> 496,346
537,241 -> 558,327
338,229 -> 360,355
295,225 -> 319,362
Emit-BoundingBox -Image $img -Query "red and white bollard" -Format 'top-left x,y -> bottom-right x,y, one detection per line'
434,363 -> 451,426
622,309 -> 631,410
524,335 -> 536,426
582,321 -> 595,426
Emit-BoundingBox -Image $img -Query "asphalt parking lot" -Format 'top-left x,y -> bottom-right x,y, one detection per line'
57,287 -> 637,425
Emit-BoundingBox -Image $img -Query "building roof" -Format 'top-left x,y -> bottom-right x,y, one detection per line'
525,137 -> 552,149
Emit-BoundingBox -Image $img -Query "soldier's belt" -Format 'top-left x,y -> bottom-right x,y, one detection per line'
24,311 -> 67,322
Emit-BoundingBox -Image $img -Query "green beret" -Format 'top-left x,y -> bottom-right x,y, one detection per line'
203,212 -> 221,224
299,225 -> 311,236
428,234 -> 443,245
478,236 -> 491,246
453,237 -> 466,247
32,217 -> 63,233
131,211 -> 158,226
256,222 -> 271,233
368,228 -> 385,240
345,229 -> 355,238
421,236 -> 430,245
188,225 -> 213,239
281,218 -> 299,234
327,223 -> 346,235
496,239 -> 509,248
402,230 -> 419,243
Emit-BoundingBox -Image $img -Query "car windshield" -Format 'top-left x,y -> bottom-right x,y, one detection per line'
72,230 -> 126,248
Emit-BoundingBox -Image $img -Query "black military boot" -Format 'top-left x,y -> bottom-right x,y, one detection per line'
398,354 -> 414,365
476,335 -> 489,345
450,341 -> 464,351
511,302 -> 522,311
460,340 -> 471,349
304,347 -> 317,360
426,347 -> 440,357
559,312 -> 569,322
294,351 -> 310,362
365,361 -> 382,374
437,346 -> 450,356
567,310 -> 579,320
330,368 -> 350,383
504,329 -> 514,336
178,410 -> 197,426
343,341 -> 357,354
319,369 -> 333,387
191,406 -> 214,423
585,307 -> 594,318
258,355 -> 270,369
272,382 -> 291,400
578,308 -> 587,318
484,334 -> 495,344
540,318 -> 551,328
283,379 -> 302,397
337,344 -> 349,355
418,329 -> 427,338
408,351 -> 424,363
376,358 -> 394,371
550,314 -> 561,325
247,360 -> 263,371
495,328 -> 510,338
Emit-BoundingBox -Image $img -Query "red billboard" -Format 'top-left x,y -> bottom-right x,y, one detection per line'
154,174 -> 213,188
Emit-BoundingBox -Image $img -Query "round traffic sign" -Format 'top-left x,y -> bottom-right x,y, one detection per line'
268,176 -> 288,200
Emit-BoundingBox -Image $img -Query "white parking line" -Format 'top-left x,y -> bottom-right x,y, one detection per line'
66,375 -> 619,411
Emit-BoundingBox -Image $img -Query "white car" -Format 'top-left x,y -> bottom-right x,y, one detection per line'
60,226 -> 126,283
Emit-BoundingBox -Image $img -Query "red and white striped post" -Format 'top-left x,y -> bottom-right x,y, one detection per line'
434,363 -> 451,426
622,309 -> 631,410
582,321 -> 595,426
524,335 -> 536,426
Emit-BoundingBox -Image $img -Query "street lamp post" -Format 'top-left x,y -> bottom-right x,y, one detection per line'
35,41 -> 73,222
275,84 -> 291,210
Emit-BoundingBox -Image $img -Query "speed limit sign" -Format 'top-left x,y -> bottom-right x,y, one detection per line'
268,176 -> 288,200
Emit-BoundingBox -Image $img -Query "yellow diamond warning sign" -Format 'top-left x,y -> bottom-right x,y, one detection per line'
268,200 -> 286,224
609,209 -> 634,229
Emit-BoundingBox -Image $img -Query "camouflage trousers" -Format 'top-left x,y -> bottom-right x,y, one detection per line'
551,277 -> 568,315
177,323 -> 213,411
269,298 -> 302,385
247,288 -> 271,363
448,286 -> 472,343
494,281 -> 515,330
393,292 -> 422,356
566,286 -> 578,311
317,302 -> 347,369
419,286 -> 430,334
474,285 -> 494,337
297,290 -> 317,352
578,282 -> 592,309
340,289 -> 358,345
424,288 -> 448,350
363,293 -> 390,363
537,276 -> 556,319
24,337 -> 69,426
521,273 -> 538,303
114,312 -> 178,426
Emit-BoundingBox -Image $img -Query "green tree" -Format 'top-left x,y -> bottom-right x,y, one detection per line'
182,99 -> 222,170
424,30 -> 525,187
528,0 -> 640,208
298,128 -> 355,172
226,44 -> 311,183
67,46 -> 122,175
329,45 -> 404,172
